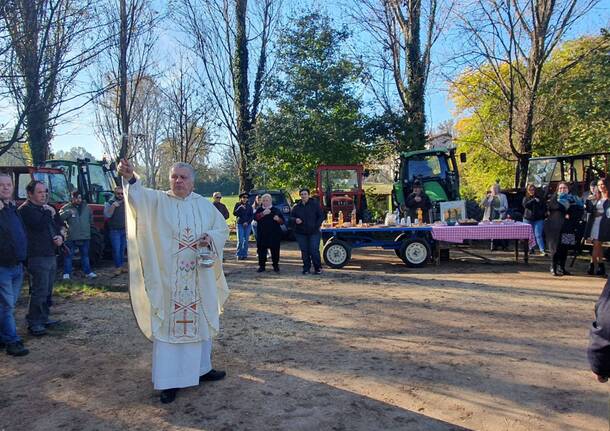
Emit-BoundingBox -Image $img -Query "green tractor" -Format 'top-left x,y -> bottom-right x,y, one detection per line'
393,147 -> 482,221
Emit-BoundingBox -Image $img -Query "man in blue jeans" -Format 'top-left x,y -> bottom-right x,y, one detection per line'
104,186 -> 127,276
0,173 -> 29,356
291,188 -> 325,275
233,192 -> 254,260
18,180 -> 65,337
59,191 -> 97,279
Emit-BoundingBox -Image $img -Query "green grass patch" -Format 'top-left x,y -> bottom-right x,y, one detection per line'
208,195 -> 239,228
53,282 -> 110,298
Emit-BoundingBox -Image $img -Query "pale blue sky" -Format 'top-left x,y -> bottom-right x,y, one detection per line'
44,1 -> 609,160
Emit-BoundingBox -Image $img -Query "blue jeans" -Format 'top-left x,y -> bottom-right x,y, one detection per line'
236,223 -> 252,258
109,229 -> 127,268
295,232 -> 322,272
524,219 -> 545,252
63,240 -> 91,275
0,264 -> 24,343
27,256 -> 56,329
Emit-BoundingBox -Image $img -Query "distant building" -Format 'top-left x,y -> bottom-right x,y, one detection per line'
426,133 -> 453,150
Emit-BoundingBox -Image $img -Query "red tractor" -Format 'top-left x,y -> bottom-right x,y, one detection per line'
316,165 -> 371,223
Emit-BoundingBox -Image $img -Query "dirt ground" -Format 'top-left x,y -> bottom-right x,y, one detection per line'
1,241 -> 608,431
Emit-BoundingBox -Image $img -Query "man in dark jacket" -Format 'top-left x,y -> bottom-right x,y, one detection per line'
233,192 -> 254,260
104,186 -> 127,276
588,277 -> 610,382
0,173 -> 29,356
18,180 -> 64,336
291,188 -> 325,275
404,181 -> 432,222
212,192 -> 230,220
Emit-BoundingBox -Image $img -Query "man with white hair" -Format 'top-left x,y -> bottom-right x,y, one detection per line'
118,159 -> 230,404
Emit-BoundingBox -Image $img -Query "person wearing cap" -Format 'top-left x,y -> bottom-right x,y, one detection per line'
233,192 -> 254,260
212,192 -> 230,220
405,181 -> 432,223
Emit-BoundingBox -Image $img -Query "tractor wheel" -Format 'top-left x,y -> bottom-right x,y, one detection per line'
89,227 -> 105,265
399,238 -> 430,268
322,240 -> 351,269
465,199 -> 483,221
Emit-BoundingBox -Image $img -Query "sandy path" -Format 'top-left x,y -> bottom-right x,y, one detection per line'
0,242 -> 607,430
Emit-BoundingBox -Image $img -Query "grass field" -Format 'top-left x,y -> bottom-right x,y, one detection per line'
208,195 -> 239,227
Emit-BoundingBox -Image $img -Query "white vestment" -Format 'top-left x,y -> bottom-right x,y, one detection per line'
124,178 -> 229,389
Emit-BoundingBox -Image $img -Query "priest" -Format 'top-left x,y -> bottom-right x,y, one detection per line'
118,158 -> 230,404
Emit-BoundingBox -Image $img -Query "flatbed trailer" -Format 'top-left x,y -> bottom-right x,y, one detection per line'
320,222 -> 536,268
320,225 -> 435,268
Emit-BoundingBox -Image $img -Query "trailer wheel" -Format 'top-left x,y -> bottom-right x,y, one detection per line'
399,238 -> 430,268
323,240 -> 351,269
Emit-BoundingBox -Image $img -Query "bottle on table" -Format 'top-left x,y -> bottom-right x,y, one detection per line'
327,211 -> 333,225
338,210 -> 344,225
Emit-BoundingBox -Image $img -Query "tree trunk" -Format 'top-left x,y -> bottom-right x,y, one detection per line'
234,0 -> 253,192
118,0 -> 129,159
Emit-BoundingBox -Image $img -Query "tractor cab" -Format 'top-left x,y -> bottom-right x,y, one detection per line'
525,152 -> 609,196
1,166 -> 70,210
393,148 -> 468,221
316,165 -> 369,222
44,158 -> 118,205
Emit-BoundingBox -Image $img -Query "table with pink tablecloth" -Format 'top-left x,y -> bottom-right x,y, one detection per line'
431,222 -> 536,249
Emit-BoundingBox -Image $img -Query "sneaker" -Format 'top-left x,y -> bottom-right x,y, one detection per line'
302,270 -> 310,275
257,267 -> 265,273
85,272 -> 97,279
313,269 -> 322,275
121,266 -> 129,273
62,274 -> 70,280
45,319 -> 61,327
28,326 -> 47,336
113,268 -> 122,277
6,341 -> 29,357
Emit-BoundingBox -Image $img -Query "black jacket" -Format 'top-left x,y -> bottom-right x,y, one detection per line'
405,192 -> 432,221
544,194 -> 584,254
522,195 -> 546,221
18,201 -> 63,258
588,278 -> 610,378
584,198 -> 610,241
254,206 -> 284,247
213,202 -> 230,220
290,199 -> 324,235
0,202 -> 27,266
233,202 -> 254,224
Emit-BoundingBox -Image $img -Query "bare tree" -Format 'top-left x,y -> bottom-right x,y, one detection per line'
162,58 -> 215,166
0,0 -> 109,163
174,0 -> 282,191
93,0 -> 160,161
351,0 -> 452,152
130,77 -> 164,187
454,0 -> 599,187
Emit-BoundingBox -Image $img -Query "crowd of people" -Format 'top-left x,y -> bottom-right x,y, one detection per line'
1,163 -> 609,404
479,178 -> 609,277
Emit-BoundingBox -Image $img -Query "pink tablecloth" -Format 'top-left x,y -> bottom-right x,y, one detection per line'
431,222 -> 536,249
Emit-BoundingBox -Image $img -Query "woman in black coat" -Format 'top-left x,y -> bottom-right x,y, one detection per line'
254,193 -> 284,273
544,181 -> 584,276
584,178 -> 610,276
